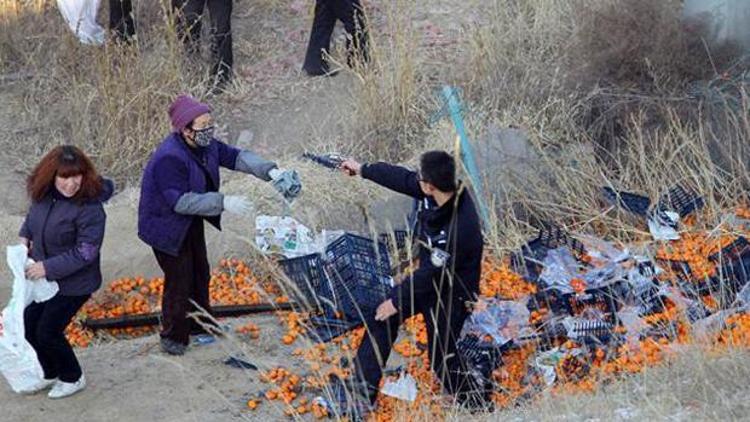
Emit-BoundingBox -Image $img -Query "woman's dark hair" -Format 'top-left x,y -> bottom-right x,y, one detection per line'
27,145 -> 103,203
419,150 -> 457,192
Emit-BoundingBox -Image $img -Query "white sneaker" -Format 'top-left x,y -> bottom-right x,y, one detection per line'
18,378 -> 58,395
48,375 -> 86,399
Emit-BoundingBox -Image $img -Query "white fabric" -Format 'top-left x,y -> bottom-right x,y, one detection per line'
56,0 -> 106,45
0,245 -> 59,393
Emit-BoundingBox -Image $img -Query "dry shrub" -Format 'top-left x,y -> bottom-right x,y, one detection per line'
458,0 -> 750,242
0,1 -> 214,187
333,0 -> 432,162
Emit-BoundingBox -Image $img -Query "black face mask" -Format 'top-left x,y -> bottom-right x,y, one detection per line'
192,126 -> 215,147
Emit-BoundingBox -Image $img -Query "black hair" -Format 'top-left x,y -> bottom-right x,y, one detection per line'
419,150 -> 457,192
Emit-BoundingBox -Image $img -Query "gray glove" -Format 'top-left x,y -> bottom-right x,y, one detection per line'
269,168 -> 302,201
223,195 -> 253,217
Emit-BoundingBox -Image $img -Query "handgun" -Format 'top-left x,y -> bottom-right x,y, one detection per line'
302,152 -> 345,170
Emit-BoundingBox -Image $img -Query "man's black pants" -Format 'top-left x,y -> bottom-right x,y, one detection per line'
109,0 -> 136,41
172,0 -> 234,82
303,0 -> 368,75
24,294 -> 91,383
153,218 -> 214,346
352,295 -> 485,406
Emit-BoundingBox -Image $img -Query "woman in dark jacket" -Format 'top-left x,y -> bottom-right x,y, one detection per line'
18,145 -> 113,399
138,94 -> 301,356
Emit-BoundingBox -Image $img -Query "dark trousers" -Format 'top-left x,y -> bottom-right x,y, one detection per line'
24,294 -> 90,383
109,0 -> 136,41
172,0 -> 234,82
352,295 -> 484,405
153,218 -> 213,345
303,0 -> 368,75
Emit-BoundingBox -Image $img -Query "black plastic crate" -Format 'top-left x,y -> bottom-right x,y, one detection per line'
323,234 -> 393,320
278,253 -> 325,309
602,187 -> 651,217
527,280 -> 626,320
457,334 -> 508,381
527,288 -> 572,314
657,185 -> 704,217
564,319 -> 617,345
702,248 -> 750,297
669,248 -> 750,301
564,281 -> 628,322
509,226 -> 586,282
709,237 -> 750,263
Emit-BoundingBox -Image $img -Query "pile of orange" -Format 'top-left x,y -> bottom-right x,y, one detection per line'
480,258 -> 537,300
656,232 -> 737,280
65,258 -> 286,348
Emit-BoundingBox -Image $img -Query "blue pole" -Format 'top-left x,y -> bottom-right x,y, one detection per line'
441,85 -> 491,229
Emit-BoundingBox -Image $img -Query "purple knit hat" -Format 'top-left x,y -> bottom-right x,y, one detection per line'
169,95 -> 211,132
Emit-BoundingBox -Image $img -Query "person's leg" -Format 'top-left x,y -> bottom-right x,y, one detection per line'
425,300 -> 486,406
302,0 -> 338,75
351,298 -> 424,404
24,301 -> 58,380
109,0 -> 136,41
172,0 -> 206,53
153,232 -> 196,346
206,0 -> 233,84
187,219 -> 216,335
34,294 -> 91,383
329,0 -> 368,66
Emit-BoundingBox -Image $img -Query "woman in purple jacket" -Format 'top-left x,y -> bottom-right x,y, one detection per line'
138,94 -> 301,356
18,145 -> 114,399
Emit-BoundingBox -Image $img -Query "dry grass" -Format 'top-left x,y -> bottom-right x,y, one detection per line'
487,346 -> 750,421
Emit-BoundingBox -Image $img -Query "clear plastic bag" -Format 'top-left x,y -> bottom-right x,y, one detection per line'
462,298 -> 530,345
539,248 -> 581,293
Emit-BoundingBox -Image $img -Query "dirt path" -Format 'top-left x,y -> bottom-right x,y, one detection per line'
0,314 -> 298,422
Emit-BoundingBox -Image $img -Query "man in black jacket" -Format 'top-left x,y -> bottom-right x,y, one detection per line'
339,151 -> 487,412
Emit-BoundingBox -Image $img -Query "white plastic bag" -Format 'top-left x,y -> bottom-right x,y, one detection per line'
0,245 -> 59,393
380,373 -> 417,402
56,0 -> 106,45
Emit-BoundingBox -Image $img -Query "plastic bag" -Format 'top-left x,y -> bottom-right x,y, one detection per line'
617,306 -> 648,346
380,373 -> 417,402
539,248 -> 582,293
648,211 -> 680,241
462,299 -> 529,345
534,347 -> 564,386
56,0 -> 106,45
0,245 -> 60,393
255,215 -> 317,258
578,235 -> 630,263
